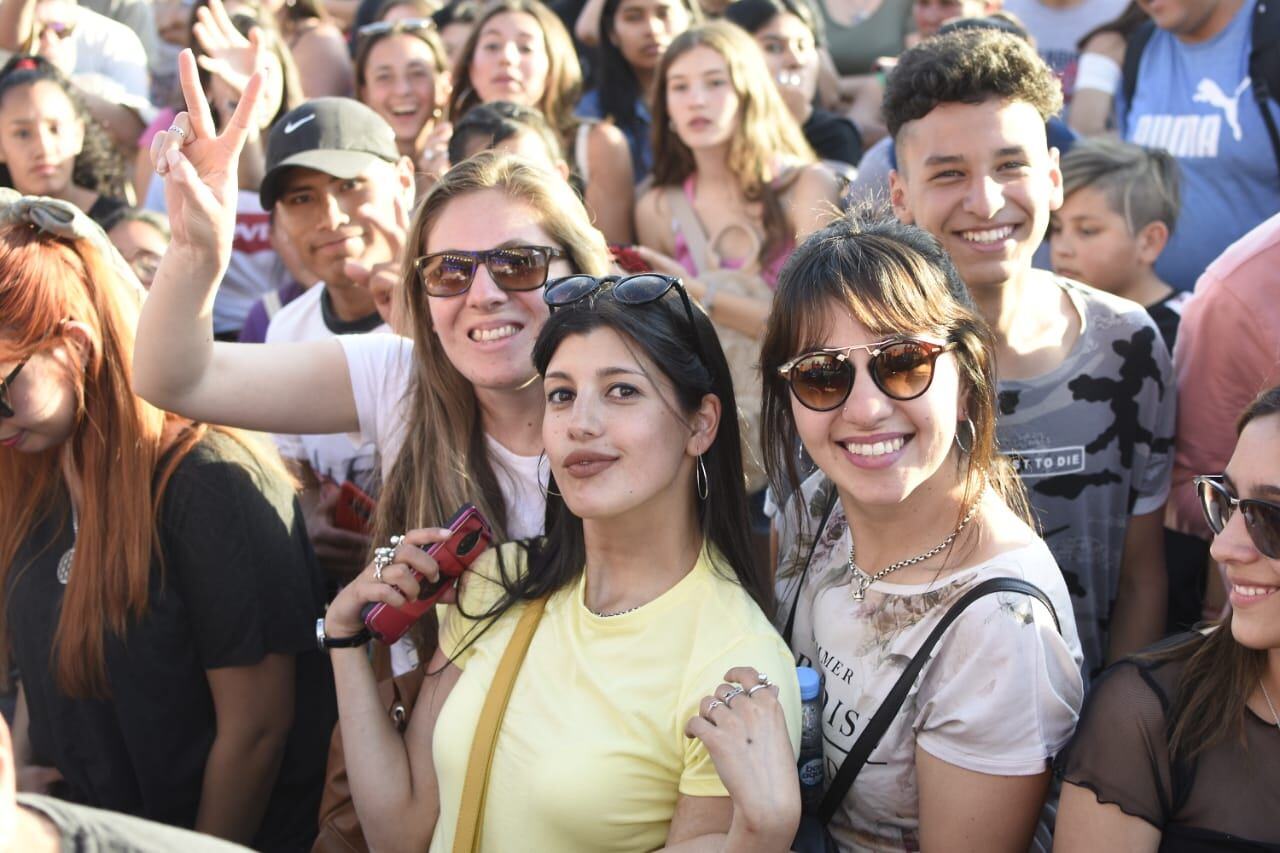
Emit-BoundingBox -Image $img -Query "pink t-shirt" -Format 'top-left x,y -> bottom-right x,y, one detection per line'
1169,212 -> 1280,538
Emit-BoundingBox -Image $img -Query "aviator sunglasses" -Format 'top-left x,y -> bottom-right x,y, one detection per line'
415,245 -> 565,297
0,359 -> 28,419
543,273 -> 711,367
778,339 -> 957,411
1194,474 -> 1280,558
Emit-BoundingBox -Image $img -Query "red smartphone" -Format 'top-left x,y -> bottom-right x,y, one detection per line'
610,243 -> 652,274
361,504 -> 494,644
333,481 -> 376,535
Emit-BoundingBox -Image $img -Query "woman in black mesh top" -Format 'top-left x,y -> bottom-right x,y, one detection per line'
1054,385 -> 1280,852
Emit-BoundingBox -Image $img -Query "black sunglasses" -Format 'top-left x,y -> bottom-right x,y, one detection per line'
415,245 -> 565,297
0,359 -> 28,419
777,339 -> 956,412
1195,474 -> 1280,559
544,273 -> 711,368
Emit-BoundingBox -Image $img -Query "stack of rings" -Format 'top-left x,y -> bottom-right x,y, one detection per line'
372,534 -> 408,582
706,673 -> 772,715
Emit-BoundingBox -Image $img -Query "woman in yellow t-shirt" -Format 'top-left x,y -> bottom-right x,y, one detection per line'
322,272 -> 802,852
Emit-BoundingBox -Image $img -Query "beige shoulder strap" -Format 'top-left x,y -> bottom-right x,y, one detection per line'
662,184 -> 714,275
452,595 -> 548,853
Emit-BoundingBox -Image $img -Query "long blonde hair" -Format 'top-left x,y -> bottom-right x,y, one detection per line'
650,21 -> 815,264
372,152 -> 611,550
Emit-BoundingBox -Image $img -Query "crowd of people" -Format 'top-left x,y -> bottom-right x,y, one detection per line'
0,0 -> 1277,849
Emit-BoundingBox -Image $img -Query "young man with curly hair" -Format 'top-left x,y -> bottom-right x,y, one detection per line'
885,29 -> 1177,679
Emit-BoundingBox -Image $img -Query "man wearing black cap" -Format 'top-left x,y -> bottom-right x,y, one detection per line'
259,96 -> 413,583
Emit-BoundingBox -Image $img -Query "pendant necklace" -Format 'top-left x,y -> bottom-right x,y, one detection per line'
1260,678 -> 1280,732
848,498 -> 982,601
56,503 -> 77,585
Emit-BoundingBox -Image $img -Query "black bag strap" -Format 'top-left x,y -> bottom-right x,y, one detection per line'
815,577 -> 1061,823
1120,19 -> 1156,120
1248,0 -> 1280,181
782,484 -> 837,646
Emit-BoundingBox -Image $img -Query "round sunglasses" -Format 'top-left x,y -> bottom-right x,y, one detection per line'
1195,474 -> 1280,558
777,339 -> 956,412
415,245 -> 565,297
0,358 -> 27,419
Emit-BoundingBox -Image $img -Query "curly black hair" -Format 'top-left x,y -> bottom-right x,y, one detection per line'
881,28 -> 1062,141
0,54 -> 129,202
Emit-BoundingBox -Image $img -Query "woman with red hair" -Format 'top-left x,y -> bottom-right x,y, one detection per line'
0,198 -> 334,852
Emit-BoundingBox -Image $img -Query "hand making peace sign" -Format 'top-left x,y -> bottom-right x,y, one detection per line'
150,48 -> 264,262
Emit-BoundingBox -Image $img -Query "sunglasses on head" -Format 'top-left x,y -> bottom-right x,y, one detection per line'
415,245 -> 565,297
544,273 -> 711,368
0,359 -> 28,419
355,17 -> 433,47
777,339 -> 956,412
1195,474 -> 1280,559
38,19 -> 76,39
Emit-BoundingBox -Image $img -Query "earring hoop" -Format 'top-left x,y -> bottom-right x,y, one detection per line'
954,417 -> 975,454
696,455 -> 709,501
537,450 -> 562,499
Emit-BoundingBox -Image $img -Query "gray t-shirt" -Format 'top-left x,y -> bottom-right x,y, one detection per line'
17,794 -> 253,852
996,277 -> 1176,676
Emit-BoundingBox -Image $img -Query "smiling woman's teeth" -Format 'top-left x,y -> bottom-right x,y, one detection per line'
843,436 -> 906,457
470,324 -> 519,342
961,226 -> 1014,243
1233,584 -> 1278,598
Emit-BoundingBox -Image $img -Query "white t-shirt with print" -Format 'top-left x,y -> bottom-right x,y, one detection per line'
774,472 -> 1085,852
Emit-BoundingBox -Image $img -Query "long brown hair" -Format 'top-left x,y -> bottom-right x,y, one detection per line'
446,0 -> 582,138
1144,385 -> 1280,763
372,151 -> 611,551
760,215 -> 1031,568
649,21 -> 816,267
0,226 -> 212,698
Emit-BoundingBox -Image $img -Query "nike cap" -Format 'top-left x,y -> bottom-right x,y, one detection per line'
259,98 -> 401,209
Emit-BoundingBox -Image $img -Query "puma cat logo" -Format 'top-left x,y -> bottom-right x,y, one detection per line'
1192,77 -> 1251,142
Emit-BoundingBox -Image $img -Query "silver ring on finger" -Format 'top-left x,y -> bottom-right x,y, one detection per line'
747,683 -> 771,698
721,686 -> 745,707
167,126 -> 187,141
373,546 -> 396,582
756,672 -> 771,686
705,699 -> 725,717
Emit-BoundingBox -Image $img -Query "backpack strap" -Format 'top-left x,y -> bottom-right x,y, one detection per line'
1248,0 -> 1280,181
662,184 -> 714,276
815,577 -> 1061,823
1120,20 -> 1157,127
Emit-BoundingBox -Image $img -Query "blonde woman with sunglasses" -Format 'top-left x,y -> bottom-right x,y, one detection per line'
758,216 -> 1084,852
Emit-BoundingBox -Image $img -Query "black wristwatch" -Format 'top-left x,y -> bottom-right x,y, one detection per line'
315,617 -> 371,650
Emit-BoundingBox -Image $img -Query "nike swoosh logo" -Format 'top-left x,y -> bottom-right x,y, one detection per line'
284,114 -> 316,134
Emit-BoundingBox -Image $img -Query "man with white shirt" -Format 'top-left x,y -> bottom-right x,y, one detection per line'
259,98 -> 414,582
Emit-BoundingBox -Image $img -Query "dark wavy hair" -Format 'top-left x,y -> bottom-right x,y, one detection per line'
881,28 -> 1062,141
0,55 -> 128,202
760,214 -> 1032,568
593,0 -> 699,137
443,278 -> 772,655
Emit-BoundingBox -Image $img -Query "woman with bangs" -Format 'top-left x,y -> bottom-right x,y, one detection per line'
0,200 -> 334,850
634,20 -> 842,343
749,216 -> 1084,851
448,0 -> 638,243
354,17 -> 452,187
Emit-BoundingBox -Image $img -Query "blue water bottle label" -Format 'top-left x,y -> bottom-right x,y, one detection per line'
799,757 -> 823,787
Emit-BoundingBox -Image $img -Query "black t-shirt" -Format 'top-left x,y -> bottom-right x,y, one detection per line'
18,793 -> 255,853
803,108 -> 863,168
1056,635 -> 1280,851
7,433 -> 336,853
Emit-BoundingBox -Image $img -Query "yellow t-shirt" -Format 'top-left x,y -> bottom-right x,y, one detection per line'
431,541 -> 801,852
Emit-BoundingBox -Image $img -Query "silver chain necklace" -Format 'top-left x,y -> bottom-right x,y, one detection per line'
56,503 -> 77,585
848,498 -> 982,601
1260,679 -> 1280,732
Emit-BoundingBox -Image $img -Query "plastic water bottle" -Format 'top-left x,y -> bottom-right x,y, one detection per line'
796,666 -> 824,811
